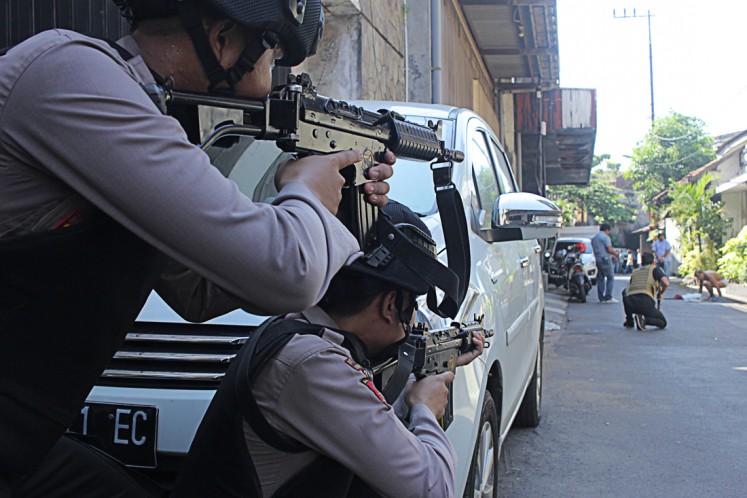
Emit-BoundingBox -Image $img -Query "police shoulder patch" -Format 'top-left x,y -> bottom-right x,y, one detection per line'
344,357 -> 390,409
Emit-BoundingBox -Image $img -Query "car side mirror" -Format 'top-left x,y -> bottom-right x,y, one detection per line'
483,192 -> 562,243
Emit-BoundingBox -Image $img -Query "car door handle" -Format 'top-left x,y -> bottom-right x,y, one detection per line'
519,256 -> 530,268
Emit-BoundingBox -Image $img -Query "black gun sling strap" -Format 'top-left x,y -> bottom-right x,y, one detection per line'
432,161 -> 471,318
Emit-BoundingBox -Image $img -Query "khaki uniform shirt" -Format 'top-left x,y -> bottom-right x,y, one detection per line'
247,307 -> 457,498
0,30 -> 359,316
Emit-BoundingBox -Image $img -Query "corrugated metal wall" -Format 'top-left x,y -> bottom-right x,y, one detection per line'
1,0 -> 128,47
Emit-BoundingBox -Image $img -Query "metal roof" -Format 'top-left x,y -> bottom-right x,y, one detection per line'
458,0 -> 560,90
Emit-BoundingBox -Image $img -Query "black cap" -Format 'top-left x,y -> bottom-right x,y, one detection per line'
348,201 -> 439,297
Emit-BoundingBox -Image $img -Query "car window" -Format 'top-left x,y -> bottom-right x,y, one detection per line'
488,137 -> 516,194
469,130 -> 501,229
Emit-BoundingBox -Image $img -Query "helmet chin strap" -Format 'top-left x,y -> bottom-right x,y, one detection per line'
394,290 -> 417,326
176,0 -> 279,94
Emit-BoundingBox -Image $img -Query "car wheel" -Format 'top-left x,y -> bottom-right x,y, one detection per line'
514,327 -> 543,428
463,393 -> 499,498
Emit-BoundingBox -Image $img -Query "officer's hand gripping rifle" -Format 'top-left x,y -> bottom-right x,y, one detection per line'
170,74 -> 469,317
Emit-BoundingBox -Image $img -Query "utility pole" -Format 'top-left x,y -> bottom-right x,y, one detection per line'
613,8 -> 655,127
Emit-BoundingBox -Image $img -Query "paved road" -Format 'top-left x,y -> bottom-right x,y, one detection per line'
498,275 -> 747,498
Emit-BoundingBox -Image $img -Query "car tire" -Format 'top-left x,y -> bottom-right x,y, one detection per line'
514,324 -> 543,428
463,393 -> 499,498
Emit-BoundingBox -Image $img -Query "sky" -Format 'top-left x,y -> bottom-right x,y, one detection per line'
556,0 -> 747,167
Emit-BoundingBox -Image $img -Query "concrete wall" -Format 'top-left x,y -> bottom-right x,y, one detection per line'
405,0 -> 433,103
440,0 -> 499,133
302,1 -> 503,140
295,0 -> 405,101
722,191 -> 747,240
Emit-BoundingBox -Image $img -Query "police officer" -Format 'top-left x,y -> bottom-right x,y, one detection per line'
622,252 -> 670,330
172,201 -> 485,498
0,0 -> 394,494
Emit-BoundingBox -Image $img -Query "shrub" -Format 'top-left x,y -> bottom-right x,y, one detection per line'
680,243 -> 719,277
718,226 -> 747,283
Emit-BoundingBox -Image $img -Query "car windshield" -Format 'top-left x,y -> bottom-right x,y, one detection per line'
386,116 -> 456,215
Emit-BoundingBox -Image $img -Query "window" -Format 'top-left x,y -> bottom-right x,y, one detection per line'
469,130 -> 500,229
489,138 -> 517,194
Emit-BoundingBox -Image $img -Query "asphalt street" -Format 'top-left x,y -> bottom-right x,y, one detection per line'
497,275 -> 747,498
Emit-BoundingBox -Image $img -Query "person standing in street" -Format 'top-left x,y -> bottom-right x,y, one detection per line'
652,232 -> 673,276
623,252 -> 670,330
591,223 -> 618,303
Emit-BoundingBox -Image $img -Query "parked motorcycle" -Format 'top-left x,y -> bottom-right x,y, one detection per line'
551,243 -> 592,303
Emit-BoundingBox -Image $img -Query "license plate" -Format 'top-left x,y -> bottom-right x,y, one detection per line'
68,402 -> 158,468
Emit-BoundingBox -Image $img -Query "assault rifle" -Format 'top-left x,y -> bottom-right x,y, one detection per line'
372,318 -> 493,428
169,73 -> 464,250
169,73 -> 469,317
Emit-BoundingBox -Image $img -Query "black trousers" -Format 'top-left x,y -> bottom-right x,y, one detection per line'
622,290 -> 667,328
9,436 -> 164,498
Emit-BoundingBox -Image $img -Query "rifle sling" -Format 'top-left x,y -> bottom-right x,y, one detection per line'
380,340 -> 418,404
418,160 -> 471,319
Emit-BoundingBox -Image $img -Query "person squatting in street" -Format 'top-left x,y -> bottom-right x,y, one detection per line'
694,269 -> 728,301
622,252 -> 670,331
591,223 -> 619,303
0,0 -> 395,495
171,201 -> 486,498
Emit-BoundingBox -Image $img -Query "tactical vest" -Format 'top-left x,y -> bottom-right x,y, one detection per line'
172,317 -> 381,498
0,216 -> 166,488
626,265 -> 658,300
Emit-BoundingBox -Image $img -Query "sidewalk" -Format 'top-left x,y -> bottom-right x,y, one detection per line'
543,290 -> 569,332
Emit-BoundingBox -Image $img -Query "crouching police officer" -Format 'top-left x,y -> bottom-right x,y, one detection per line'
0,0 -> 394,495
172,201 -> 485,498
622,252 -> 670,330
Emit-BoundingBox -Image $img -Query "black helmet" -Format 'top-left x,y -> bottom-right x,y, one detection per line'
209,0 -> 323,66
115,0 -> 324,90
349,201 -> 460,317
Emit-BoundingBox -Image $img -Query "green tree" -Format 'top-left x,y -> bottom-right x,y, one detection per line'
626,112 -> 715,211
667,174 -> 729,275
548,155 -> 634,225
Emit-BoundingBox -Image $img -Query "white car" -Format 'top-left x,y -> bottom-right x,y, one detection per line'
79,100 -> 560,496
548,237 -> 598,286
